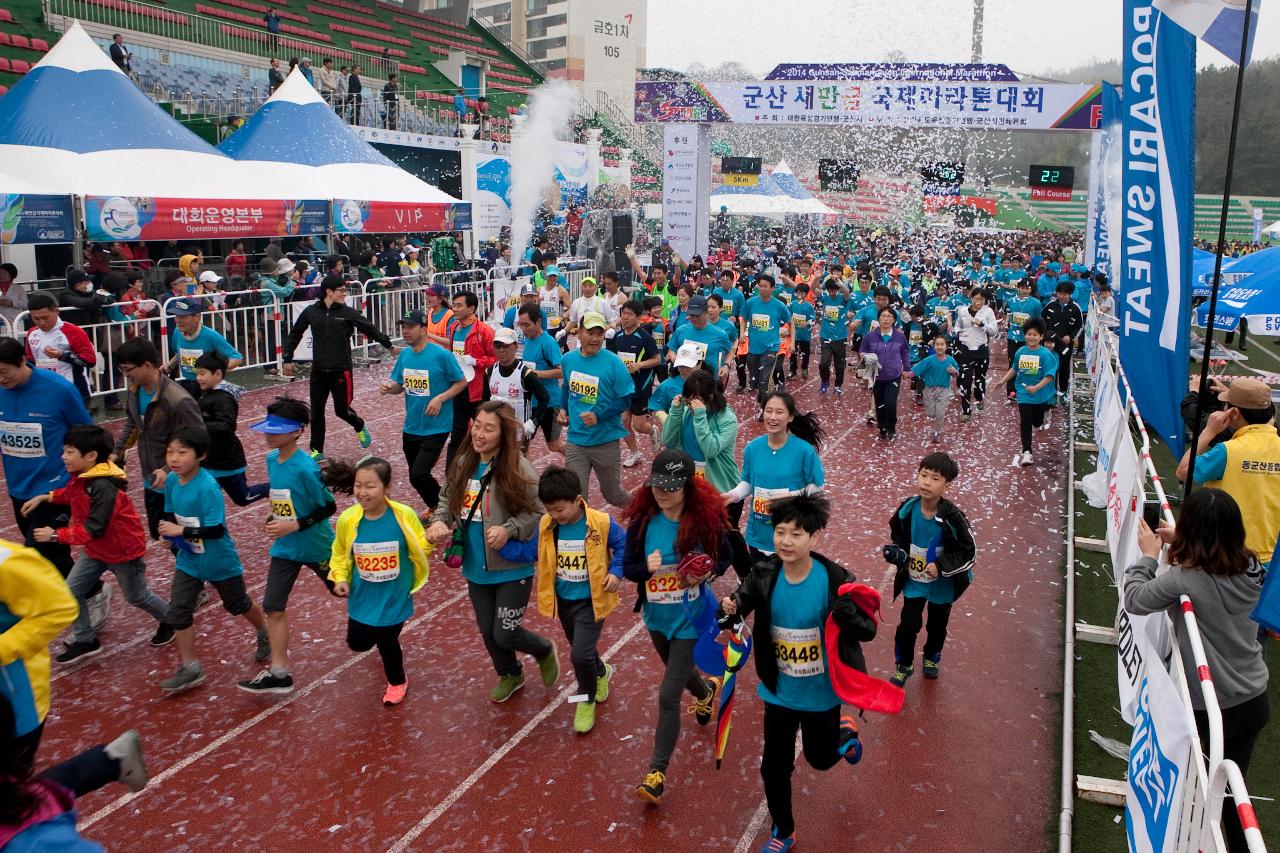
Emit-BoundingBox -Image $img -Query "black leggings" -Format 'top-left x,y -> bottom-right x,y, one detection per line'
446,395 -> 477,468
760,701 -> 843,838
310,369 -> 364,454
403,431 -> 449,512
788,339 -> 811,375
956,346 -> 989,415
10,496 -> 73,577
872,377 -> 901,434
1005,338 -> 1021,395
347,618 -> 405,685
1018,403 -> 1049,452
466,577 -> 553,677
1195,691 -> 1270,853
647,632 -> 711,773
819,340 -> 846,387
893,596 -> 953,663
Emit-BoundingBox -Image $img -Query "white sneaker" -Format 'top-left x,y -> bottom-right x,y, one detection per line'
1039,412 -> 1053,431
87,584 -> 112,632
1020,451 -> 1034,467
622,450 -> 642,468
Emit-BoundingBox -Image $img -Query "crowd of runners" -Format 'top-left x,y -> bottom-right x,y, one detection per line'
3,226 -> 1105,851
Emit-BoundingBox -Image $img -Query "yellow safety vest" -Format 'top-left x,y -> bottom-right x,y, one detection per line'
1207,423 -> 1280,560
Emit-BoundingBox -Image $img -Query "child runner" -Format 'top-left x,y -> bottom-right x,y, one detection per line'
914,337 -> 961,444
887,452 -> 976,686
184,352 -> 266,506
998,318 -> 1059,467
622,449 -> 731,804
237,398 -> 339,694
718,493 -> 869,853
787,284 -> 816,381
1003,279 -> 1042,400
325,457 -> 431,706
24,424 -> 172,661
816,277 -> 851,396
156,427 -> 270,695
722,391 -> 825,565
606,299 -> 661,467
534,467 -> 627,734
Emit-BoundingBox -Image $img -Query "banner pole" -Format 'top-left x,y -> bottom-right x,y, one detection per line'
1185,0 -> 1254,496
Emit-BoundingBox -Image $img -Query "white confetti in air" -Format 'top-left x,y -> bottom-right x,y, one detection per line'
328,824 -> 343,833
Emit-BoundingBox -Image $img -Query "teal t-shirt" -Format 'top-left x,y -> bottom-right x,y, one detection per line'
522,330 -> 563,402
1012,345 -> 1059,404
560,348 -> 634,446
901,501 -> 956,604
914,354 -> 958,388
391,342 -> 466,436
553,515 -> 592,600
668,322 -> 732,372
711,287 -> 741,319
348,509 -> 414,627
757,559 -> 840,712
649,375 -> 684,414
164,469 -> 243,581
741,434 -> 825,552
267,448 -> 336,563
926,297 -> 953,328
1191,443 -> 1228,483
789,301 -> 816,342
712,317 -> 740,346
461,461 -> 534,584
1005,297 -> 1042,342
742,296 -> 792,355
641,514 -> 701,640
817,294 -> 849,341
175,326 -> 243,381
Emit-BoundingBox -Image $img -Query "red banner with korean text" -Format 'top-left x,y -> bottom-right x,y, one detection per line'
331,199 -> 473,234
84,196 -> 330,242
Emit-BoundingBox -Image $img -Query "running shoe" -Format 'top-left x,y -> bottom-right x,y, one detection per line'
636,769 -> 665,804
760,829 -> 797,853
1020,451 -> 1034,467
309,450 -> 325,461
537,641 -> 560,687
622,450 -> 642,468
976,400 -> 985,411
56,639 -> 102,663
1040,411 -> 1054,430
237,669 -> 295,695
838,714 -> 863,765
87,584 -> 112,631
573,700 -> 596,734
923,655 -> 941,680
595,662 -> 614,703
383,681 -> 408,706
490,673 -> 525,703
254,630 -> 271,662
961,412 -> 971,423
150,623 -> 176,647
833,386 -> 842,397
819,382 -> 829,395
161,662 -> 206,695
886,431 -> 896,444
195,588 -> 210,609
932,430 -> 941,444
889,662 -> 913,687
104,730 -> 149,793
689,675 -> 722,726
865,410 -> 875,424
801,370 -> 809,381
356,426 -> 372,449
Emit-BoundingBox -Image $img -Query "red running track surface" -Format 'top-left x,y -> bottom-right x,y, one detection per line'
10,356 -> 1066,852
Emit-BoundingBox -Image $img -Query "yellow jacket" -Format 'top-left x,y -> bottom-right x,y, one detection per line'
329,500 -> 431,592
0,539 -> 78,736
1206,423 -> 1280,560
535,501 -> 624,621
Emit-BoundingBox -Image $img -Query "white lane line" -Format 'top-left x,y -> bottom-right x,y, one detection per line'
77,589 -> 469,831
385,618 -> 650,853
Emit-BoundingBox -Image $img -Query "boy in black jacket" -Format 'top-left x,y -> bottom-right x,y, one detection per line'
1040,282 -> 1083,400
887,452 -> 976,687
719,493 -> 872,853
182,353 -> 266,506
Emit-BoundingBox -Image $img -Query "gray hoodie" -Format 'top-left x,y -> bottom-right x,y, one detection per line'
1123,556 -> 1268,710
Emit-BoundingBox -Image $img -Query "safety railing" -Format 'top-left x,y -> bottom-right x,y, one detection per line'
11,302 -> 160,399
157,290 -> 285,377
1207,759 -> 1269,853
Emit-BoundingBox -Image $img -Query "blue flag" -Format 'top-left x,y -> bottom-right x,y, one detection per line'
1153,0 -> 1263,65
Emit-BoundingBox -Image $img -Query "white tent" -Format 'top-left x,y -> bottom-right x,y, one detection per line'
1264,220 -> 1280,238
711,162 -> 835,218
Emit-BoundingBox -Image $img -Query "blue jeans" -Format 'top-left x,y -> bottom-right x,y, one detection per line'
67,556 -> 169,643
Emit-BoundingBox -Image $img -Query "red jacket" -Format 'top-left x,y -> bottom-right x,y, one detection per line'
448,318 -> 496,402
50,462 -> 147,563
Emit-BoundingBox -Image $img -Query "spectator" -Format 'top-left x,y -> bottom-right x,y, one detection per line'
263,8 -> 281,52
225,240 -> 248,281
27,291 -> 97,406
453,87 -> 468,128
0,262 -> 26,328
1126,489 -> 1269,853
316,57 -> 337,102
347,66 -> 363,125
109,33 -> 131,74
299,57 -> 314,86
337,65 -> 349,117
382,74 -> 399,130
268,58 -> 285,94
474,95 -> 489,139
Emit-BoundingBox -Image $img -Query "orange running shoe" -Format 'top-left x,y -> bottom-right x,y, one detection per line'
383,681 -> 408,706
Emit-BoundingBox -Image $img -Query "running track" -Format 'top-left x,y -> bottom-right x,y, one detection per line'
10,355 -> 1067,852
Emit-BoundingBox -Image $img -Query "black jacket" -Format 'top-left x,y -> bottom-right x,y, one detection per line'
1041,299 -> 1083,345
181,380 -> 246,472
58,288 -> 112,326
282,300 -> 393,370
720,552 -> 876,696
621,516 -> 732,612
888,496 -> 976,601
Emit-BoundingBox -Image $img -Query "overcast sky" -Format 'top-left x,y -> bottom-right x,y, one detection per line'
646,0 -> 1280,77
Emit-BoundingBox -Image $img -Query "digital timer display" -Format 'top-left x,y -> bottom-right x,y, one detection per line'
1028,165 -> 1075,189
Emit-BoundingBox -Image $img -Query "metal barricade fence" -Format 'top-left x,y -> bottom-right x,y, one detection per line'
485,260 -> 599,325
158,291 -> 285,378
11,303 -> 161,399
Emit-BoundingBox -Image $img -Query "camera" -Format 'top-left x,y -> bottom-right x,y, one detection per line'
882,544 -> 909,569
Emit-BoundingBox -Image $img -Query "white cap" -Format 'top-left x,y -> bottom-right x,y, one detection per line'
673,342 -> 702,369
198,270 -> 222,284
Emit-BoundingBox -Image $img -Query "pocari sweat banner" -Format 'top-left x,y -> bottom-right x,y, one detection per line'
1119,0 -> 1195,456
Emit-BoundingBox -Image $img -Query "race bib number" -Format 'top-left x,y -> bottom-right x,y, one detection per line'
694,461 -> 707,480
823,306 -> 841,322
793,314 -> 808,329
618,350 -> 638,366
652,328 -> 666,348
752,487 -> 792,521
402,368 -> 431,397
269,488 -> 295,520
751,313 -> 771,332
934,306 -> 949,319
452,338 -> 467,357
179,348 -> 202,371
556,538 -> 588,583
461,478 -> 482,515
353,540 -> 400,582
173,514 -> 205,554
568,370 -> 600,406
1018,353 -> 1041,373
908,543 -> 935,583
772,625 -> 824,678
0,421 -> 43,459
909,329 -> 922,344
645,565 -> 697,606
689,341 -> 709,362
1011,312 -> 1029,326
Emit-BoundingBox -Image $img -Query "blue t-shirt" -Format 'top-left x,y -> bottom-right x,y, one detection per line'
788,301 -> 816,342
1005,296 -> 1042,342
560,348 -> 634,446
926,297 -> 953,328
914,354 -> 958,388
641,514 -> 700,640
649,374 -> 684,414
1191,443 -> 1228,483
462,461 -> 534,584
521,330 -> 563,402
741,434 -> 825,552
817,294 -> 850,341
0,368 -> 91,500
267,448 -> 335,563
138,388 -> 154,418
742,296 -> 791,355
391,342 -> 466,436
175,326 -> 243,380
668,322 -> 732,372
901,501 -> 957,604
348,509 -> 414,627
712,317 -> 740,346
852,303 -> 897,336
711,287 -> 742,319
553,515 -> 592,600
1012,345 -> 1059,404
165,469 -> 243,581
757,559 -> 840,712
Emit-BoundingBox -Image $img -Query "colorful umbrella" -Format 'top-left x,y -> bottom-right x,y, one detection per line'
714,618 -> 753,769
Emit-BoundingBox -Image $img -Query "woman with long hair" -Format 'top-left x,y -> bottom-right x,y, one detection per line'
1126,488 -> 1269,853
721,390 -> 825,565
621,449 -> 732,805
661,369 -> 741,519
426,402 -> 560,703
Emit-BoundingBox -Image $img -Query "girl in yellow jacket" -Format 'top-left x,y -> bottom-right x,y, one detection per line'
324,458 -> 431,707
532,468 -> 627,734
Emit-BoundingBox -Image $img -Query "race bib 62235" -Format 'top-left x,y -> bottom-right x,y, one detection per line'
353,540 -> 400,582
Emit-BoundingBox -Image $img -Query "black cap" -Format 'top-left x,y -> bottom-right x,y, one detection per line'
646,448 -> 695,491
400,310 -> 427,326
66,270 -> 91,287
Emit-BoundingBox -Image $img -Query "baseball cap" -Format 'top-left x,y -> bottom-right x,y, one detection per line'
249,414 -> 306,434
275,258 -> 296,275
673,342 -> 702,369
66,270 -> 91,287
400,310 -> 427,326
427,284 -> 448,297
405,245 -> 419,254
580,311 -> 607,330
686,295 -> 708,316
545,265 -> 561,277
1219,377 -> 1273,409
646,448 -> 695,491
494,327 -> 518,345
198,270 -> 222,284
166,298 -> 202,316
519,282 -> 538,296
581,276 -> 597,287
